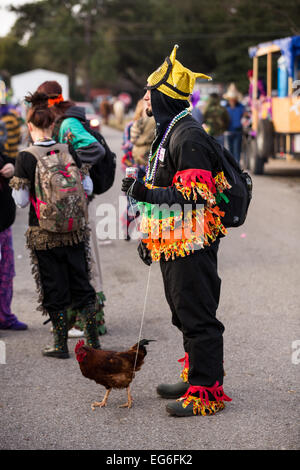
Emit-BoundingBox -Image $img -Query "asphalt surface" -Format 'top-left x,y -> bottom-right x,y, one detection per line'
0,125 -> 299,450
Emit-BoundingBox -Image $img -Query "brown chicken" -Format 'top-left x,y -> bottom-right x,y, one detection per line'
75,339 -> 154,410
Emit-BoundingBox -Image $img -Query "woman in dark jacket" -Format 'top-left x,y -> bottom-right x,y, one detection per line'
0,153 -> 27,330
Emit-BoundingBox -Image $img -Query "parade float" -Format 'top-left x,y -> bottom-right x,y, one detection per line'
243,36 -> 300,174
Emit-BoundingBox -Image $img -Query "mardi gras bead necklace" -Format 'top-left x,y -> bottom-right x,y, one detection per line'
145,109 -> 190,187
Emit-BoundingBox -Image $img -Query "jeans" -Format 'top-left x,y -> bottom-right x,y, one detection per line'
226,131 -> 243,163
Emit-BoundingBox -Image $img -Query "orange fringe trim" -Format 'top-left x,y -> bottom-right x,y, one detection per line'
180,368 -> 189,383
141,205 -> 227,261
180,395 -> 225,416
140,170 -> 230,261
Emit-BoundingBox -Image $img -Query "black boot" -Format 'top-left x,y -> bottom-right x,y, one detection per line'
166,396 -> 226,417
166,383 -> 231,417
157,381 -> 189,399
79,304 -> 101,349
42,311 -> 69,359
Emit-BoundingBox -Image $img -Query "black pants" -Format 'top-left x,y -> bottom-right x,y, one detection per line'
35,243 -> 96,314
160,240 -> 224,387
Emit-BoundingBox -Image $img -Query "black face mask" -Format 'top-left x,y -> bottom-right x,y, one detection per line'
150,89 -> 189,137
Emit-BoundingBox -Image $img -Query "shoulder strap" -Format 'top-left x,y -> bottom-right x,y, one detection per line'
25,143 -> 69,160
169,118 -> 244,178
51,143 -> 69,153
63,106 -> 86,122
168,118 -> 228,172
169,119 -> 211,154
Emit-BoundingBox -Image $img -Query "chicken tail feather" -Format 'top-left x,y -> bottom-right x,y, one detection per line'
131,339 -> 156,356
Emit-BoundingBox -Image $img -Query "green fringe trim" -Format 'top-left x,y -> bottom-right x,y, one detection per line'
138,201 -> 182,221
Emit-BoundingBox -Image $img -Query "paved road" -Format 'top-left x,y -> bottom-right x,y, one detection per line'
1,126 -> 299,450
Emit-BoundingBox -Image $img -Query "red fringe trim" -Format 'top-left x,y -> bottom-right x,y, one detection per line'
172,168 -> 216,193
182,381 -> 232,406
178,353 -> 189,383
178,352 -> 189,370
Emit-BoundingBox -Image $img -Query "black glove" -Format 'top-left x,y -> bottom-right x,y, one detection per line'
121,177 -> 148,202
137,241 -> 152,266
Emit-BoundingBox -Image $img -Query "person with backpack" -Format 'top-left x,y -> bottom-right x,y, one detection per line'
122,45 -> 233,417
10,92 -> 100,358
35,80 -> 112,338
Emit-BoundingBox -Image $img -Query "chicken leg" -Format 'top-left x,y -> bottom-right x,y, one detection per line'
119,386 -> 133,408
91,388 -> 111,410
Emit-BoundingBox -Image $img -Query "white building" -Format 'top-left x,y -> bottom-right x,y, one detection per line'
11,68 -> 69,103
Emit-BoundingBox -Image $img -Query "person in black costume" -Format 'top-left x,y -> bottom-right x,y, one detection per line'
122,45 -> 232,417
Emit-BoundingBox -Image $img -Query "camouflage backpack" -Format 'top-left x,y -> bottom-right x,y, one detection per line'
26,143 -> 88,233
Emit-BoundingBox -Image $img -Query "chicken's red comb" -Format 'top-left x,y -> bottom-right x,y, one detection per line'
75,339 -> 85,353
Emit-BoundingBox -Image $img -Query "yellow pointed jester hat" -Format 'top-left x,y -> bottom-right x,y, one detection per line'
146,44 -> 212,100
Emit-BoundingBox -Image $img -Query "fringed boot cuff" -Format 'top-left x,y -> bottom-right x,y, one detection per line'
178,352 -> 189,383
178,382 -> 232,416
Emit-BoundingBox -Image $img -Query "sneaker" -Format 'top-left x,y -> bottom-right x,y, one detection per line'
0,320 -> 28,330
68,327 -> 85,338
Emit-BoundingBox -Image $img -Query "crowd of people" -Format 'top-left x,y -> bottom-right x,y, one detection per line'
0,47 -> 255,417
191,82 -> 251,164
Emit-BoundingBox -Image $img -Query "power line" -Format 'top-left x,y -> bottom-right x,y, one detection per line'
107,32 -> 292,42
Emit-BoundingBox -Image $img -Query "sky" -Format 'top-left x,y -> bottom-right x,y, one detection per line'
0,0 -> 37,37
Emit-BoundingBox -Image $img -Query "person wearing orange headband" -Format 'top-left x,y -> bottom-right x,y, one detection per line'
47,94 -> 64,107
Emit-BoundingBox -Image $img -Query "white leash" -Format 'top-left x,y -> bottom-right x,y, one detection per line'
131,264 -> 152,378
127,195 -> 152,379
